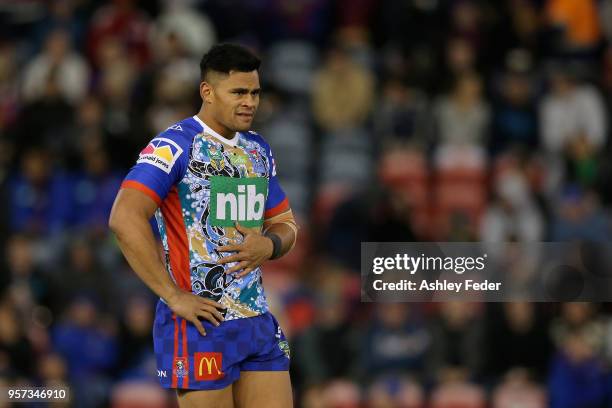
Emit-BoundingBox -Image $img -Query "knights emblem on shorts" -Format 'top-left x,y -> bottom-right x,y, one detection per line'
278,340 -> 290,359
173,357 -> 188,378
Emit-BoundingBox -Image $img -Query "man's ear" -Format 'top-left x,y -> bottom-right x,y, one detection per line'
200,81 -> 213,104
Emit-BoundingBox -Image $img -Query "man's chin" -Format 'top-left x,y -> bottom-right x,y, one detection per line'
233,121 -> 253,132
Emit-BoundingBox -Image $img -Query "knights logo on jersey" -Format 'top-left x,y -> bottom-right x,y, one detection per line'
138,137 -> 183,174
173,357 -> 188,379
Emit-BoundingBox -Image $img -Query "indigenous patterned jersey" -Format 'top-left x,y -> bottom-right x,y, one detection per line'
121,116 -> 289,320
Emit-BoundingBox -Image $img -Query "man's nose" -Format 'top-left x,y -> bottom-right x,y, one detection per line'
242,94 -> 257,107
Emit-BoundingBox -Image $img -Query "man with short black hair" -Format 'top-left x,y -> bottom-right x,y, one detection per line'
109,43 -> 296,407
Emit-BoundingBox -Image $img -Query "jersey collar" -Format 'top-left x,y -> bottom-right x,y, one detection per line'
192,115 -> 240,147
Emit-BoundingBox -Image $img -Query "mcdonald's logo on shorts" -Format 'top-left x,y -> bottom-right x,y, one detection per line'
194,352 -> 225,381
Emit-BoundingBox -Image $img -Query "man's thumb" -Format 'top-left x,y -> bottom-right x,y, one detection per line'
235,221 -> 250,234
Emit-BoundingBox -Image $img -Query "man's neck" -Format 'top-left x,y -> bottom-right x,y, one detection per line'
194,112 -> 239,146
196,111 -> 234,140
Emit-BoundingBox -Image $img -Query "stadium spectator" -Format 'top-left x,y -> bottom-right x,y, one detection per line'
365,375 -> 425,408
16,70 -> 76,158
548,329 -> 607,408
312,44 -> 375,131
7,148 -> 72,235
114,296 -> 155,379
374,76 -> 431,146
0,45 -> 20,133
22,28 -> 90,104
5,233 -> 56,314
434,72 -> 490,148
481,163 -> 544,244
52,296 -> 118,406
485,303 -> 553,381
550,303 -> 605,354
545,0 -> 602,55
427,302 -> 484,382
70,144 -> 121,232
492,368 -> 547,408
550,187 -> 612,241
87,0 -> 151,68
30,0 -> 86,53
95,37 -> 140,168
54,238 -> 116,315
0,297 -> 36,380
37,352 -> 69,389
360,304 -> 430,383
490,50 -> 539,153
293,270 -> 357,385
152,0 -> 217,59
540,66 -> 607,156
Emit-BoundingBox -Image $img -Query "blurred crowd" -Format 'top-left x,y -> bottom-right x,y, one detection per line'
1,0 -> 612,407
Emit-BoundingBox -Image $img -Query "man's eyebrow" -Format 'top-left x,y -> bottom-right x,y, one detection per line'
229,87 -> 261,92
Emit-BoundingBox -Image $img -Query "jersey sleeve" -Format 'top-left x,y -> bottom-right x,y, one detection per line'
261,139 -> 290,218
120,130 -> 190,206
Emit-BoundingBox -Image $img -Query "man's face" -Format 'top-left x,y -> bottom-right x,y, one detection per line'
202,70 -> 261,133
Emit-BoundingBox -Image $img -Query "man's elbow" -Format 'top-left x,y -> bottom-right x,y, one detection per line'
108,210 -> 123,234
108,205 -> 132,236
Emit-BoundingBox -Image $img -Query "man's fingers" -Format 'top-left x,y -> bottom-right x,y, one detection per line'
202,306 -> 225,323
199,297 -> 226,310
234,222 -> 251,235
235,267 -> 254,278
218,253 -> 243,265
217,244 -> 241,253
192,317 -> 207,336
209,309 -> 225,323
226,261 -> 249,274
197,310 -> 221,326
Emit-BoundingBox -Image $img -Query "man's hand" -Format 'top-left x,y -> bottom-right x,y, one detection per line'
166,289 -> 226,336
217,222 -> 274,278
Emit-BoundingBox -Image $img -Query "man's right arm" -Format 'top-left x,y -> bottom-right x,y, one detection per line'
109,188 -> 224,335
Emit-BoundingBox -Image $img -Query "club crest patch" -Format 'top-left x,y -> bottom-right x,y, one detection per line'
278,340 -> 290,359
173,357 -> 188,379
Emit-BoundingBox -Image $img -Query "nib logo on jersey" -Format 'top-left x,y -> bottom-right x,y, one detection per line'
138,137 -> 183,174
209,176 -> 268,228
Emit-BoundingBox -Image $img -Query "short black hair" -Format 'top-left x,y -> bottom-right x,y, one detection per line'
200,44 -> 261,81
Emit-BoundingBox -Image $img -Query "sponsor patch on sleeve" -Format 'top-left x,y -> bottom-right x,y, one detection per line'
137,137 -> 183,174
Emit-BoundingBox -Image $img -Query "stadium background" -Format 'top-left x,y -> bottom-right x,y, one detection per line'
0,0 -> 611,406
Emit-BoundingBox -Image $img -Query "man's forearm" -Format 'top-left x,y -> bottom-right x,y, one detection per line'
111,217 -> 180,302
263,222 -> 297,260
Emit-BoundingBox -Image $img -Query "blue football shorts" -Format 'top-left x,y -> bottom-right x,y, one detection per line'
153,300 -> 290,390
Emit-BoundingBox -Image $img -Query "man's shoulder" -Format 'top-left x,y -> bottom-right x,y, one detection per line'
137,118 -> 201,173
155,117 -> 201,141
146,117 -> 203,154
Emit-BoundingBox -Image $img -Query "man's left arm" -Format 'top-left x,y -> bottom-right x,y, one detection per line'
217,138 -> 297,276
217,209 -> 298,277
262,208 -> 298,258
